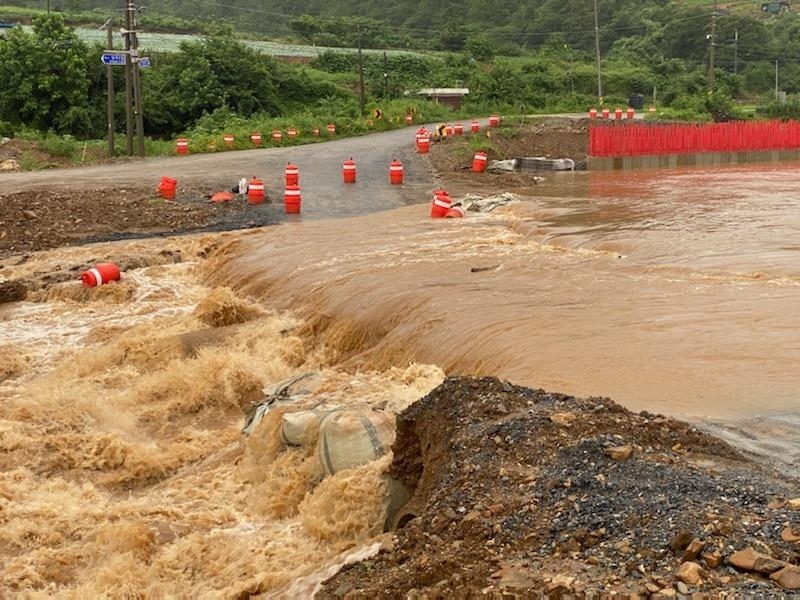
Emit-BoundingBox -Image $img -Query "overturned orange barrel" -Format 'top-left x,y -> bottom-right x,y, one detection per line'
158,176 -> 177,200
389,159 -> 404,185
472,151 -> 488,173
342,158 -> 356,183
175,138 -> 188,155
284,184 -> 302,214
285,163 -> 299,186
81,262 -> 121,287
430,189 -> 452,218
247,177 -> 265,205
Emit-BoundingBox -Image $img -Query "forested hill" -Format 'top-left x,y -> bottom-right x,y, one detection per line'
4,0 -> 746,53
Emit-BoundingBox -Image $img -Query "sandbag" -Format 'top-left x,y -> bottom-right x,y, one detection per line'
242,372 -> 323,436
280,407 -> 338,446
318,410 -> 395,476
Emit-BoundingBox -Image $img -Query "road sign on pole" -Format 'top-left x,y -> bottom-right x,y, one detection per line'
138,57 -> 150,68
101,52 -> 127,66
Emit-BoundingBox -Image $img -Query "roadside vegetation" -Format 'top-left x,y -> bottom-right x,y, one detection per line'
2,1 -> 800,169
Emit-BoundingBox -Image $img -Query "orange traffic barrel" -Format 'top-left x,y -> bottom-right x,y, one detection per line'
489,114 -> 500,128
284,184 -> 302,214
454,123 -> 463,135
342,158 -> 356,183
602,108 -> 610,119
327,123 -> 336,135
158,176 -> 177,200
471,120 -> 480,133
626,107 -> 635,119
405,114 -> 413,126
472,151 -> 488,173
287,127 -> 297,139
389,159 -> 404,185
445,205 -> 465,218
415,127 -> 427,150
223,133 -> 234,147
247,177 -> 265,205
271,130 -> 282,144
81,262 -> 121,287
250,132 -> 262,145
176,138 -> 188,155
430,189 -> 452,218
615,107 -> 623,120
417,135 -> 430,154
589,108 -> 598,119
312,128 -> 320,137
285,163 -> 299,186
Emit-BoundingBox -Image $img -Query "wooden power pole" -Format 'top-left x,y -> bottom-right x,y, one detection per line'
123,3 -> 134,155
103,18 -> 115,157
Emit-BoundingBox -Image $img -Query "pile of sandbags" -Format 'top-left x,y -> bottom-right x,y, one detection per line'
243,373 -> 396,476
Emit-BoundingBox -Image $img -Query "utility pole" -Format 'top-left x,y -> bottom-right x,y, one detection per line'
129,3 -> 145,157
357,24 -> 365,115
733,29 -> 738,75
593,0 -> 603,105
122,2 -> 145,157
708,0 -> 717,90
775,60 -> 779,99
103,18 -> 115,157
123,2 -> 134,155
383,51 -> 389,99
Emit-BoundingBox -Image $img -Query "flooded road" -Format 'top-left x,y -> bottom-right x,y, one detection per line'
1,140 -> 798,595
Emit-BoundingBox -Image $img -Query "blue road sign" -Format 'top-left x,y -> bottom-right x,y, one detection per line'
101,52 -> 126,66
138,57 -> 151,68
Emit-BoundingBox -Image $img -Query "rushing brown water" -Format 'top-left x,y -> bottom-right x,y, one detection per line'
1,164 -> 798,596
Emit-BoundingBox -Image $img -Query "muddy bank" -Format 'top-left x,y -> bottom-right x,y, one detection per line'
318,377 -> 800,597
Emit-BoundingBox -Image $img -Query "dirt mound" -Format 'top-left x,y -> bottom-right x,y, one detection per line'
318,377 -> 800,598
426,117 -> 590,193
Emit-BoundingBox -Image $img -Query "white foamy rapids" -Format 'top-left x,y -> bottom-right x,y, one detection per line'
0,234 -> 445,597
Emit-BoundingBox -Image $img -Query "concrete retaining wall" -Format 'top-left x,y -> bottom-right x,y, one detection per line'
588,149 -> 800,170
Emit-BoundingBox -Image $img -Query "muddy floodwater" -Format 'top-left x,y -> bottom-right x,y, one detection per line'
1,163 -> 798,596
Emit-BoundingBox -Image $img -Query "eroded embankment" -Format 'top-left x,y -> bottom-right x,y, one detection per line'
317,376 -> 800,597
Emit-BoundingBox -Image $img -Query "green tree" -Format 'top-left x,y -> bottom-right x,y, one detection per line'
0,14 -> 93,135
144,26 -> 284,133
465,33 -> 496,62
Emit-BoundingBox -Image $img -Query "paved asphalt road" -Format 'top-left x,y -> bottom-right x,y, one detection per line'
0,125 -> 450,221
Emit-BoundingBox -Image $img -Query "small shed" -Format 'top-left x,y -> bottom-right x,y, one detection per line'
416,88 -> 469,110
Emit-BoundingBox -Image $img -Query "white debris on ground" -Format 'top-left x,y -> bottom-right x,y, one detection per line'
458,192 -> 520,213
486,159 -> 517,172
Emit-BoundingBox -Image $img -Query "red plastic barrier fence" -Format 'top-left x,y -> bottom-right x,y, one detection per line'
589,120 -> 800,157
